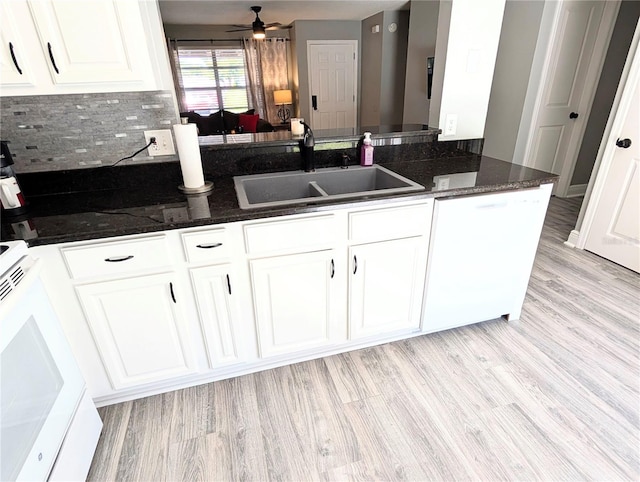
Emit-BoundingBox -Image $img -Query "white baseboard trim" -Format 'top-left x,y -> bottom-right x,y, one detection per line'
565,229 -> 580,248
565,183 -> 588,197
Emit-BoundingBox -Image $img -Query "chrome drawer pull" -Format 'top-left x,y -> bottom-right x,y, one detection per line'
196,242 -> 223,249
104,255 -> 134,263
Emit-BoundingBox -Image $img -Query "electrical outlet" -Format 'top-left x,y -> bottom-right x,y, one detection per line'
144,130 -> 175,156
444,114 -> 458,136
436,177 -> 450,190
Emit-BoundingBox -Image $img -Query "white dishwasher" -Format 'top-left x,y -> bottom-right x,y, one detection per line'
422,184 -> 552,332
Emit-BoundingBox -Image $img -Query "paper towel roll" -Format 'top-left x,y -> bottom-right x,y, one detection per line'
173,122 -> 205,188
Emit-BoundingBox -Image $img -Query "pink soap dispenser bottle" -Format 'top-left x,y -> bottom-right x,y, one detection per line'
360,132 -> 374,166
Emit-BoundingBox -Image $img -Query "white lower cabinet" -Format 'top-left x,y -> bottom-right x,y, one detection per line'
250,249 -> 345,358
75,272 -> 197,390
33,191 -> 553,405
189,264 -> 242,368
349,236 -> 428,339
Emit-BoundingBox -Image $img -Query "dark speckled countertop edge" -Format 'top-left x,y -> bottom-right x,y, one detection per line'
2,156 -> 558,247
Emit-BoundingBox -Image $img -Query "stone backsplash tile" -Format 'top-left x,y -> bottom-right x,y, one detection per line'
1,91 -> 179,173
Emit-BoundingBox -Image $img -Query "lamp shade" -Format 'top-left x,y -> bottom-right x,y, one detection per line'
273,89 -> 292,105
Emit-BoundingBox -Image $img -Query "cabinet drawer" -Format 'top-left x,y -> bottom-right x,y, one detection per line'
182,229 -> 230,264
244,214 -> 338,254
349,202 -> 433,243
61,236 -> 170,279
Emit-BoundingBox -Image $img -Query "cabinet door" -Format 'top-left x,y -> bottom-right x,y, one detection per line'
75,272 -> 196,390
190,264 -> 242,368
0,1 -> 38,87
349,237 -> 427,339
27,0 -> 151,85
423,186 -> 551,331
250,250 -> 345,358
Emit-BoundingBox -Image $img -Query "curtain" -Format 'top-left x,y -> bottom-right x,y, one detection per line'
243,38 -> 290,124
167,39 -> 187,113
242,38 -> 266,119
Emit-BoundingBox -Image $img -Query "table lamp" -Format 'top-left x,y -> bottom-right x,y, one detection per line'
274,89 -> 292,124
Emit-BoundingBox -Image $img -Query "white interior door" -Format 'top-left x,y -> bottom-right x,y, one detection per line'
523,1 -> 617,195
307,41 -> 357,130
584,35 -> 640,273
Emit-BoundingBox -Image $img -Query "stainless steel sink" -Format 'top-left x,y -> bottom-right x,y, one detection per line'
234,165 -> 424,209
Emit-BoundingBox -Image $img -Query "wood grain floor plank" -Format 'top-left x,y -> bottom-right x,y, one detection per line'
111,394 -> 170,482
337,395 -> 428,481
252,365 -> 322,481
285,360 -> 361,473
165,435 -> 211,482
86,402 -> 132,482
323,352 -> 381,403
489,403 -> 586,480
166,384 -> 211,444
210,374 -> 270,482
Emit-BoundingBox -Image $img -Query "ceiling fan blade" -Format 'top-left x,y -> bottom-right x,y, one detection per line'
266,24 -> 293,30
225,27 -> 252,32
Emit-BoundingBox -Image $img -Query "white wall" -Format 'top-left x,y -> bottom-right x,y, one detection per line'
483,0 -> 545,161
403,0 -> 440,126
431,0 -> 506,141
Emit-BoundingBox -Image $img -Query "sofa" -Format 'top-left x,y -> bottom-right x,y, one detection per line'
180,109 -> 274,135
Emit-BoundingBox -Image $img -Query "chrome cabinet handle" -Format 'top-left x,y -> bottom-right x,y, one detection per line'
169,282 -> 176,303
47,42 -> 59,74
196,242 -> 223,249
104,255 -> 134,262
9,42 -> 22,74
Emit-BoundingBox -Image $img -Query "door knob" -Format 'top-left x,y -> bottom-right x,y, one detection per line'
569,112 -> 579,119
616,138 -> 632,148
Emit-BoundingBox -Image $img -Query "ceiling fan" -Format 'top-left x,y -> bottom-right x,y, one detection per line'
226,6 -> 291,38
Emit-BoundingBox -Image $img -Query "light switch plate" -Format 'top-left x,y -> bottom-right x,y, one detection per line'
144,130 -> 175,156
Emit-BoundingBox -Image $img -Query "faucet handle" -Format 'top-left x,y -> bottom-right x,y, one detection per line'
341,153 -> 350,169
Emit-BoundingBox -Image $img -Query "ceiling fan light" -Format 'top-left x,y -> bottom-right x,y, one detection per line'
253,19 -> 266,39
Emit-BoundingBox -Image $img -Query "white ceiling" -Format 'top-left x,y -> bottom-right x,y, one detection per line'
158,0 -> 411,26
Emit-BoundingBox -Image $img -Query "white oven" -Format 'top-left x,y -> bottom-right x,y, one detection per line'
0,241 -> 102,481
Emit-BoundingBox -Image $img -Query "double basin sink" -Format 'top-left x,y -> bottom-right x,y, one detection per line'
234,165 -> 425,209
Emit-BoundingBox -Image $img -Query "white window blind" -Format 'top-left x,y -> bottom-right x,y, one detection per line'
176,47 -> 249,114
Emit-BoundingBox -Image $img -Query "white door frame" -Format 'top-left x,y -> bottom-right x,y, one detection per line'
306,40 -> 358,129
571,20 -> 640,250
515,0 -> 619,197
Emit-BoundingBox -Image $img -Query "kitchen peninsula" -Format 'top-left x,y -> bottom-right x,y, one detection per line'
2,137 -> 557,406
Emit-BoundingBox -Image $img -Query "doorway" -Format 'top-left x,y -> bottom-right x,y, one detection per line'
518,1 -> 620,197
306,41 -> 357,130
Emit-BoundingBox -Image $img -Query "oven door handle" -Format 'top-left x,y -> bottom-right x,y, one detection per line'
0,258 -> 43,321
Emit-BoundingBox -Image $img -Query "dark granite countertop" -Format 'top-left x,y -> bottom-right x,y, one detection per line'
1,155 -> 557,247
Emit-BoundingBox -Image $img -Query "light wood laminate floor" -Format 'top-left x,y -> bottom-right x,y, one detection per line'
87,196 -> 640,482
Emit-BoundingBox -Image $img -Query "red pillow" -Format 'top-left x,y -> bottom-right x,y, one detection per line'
239,113 -> 259,133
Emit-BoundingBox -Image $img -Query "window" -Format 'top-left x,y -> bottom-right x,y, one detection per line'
175,47 -> 249,115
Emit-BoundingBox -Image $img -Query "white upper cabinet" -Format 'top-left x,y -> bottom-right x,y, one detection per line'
1,0 -> 164,95
0,1 -> 37,87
